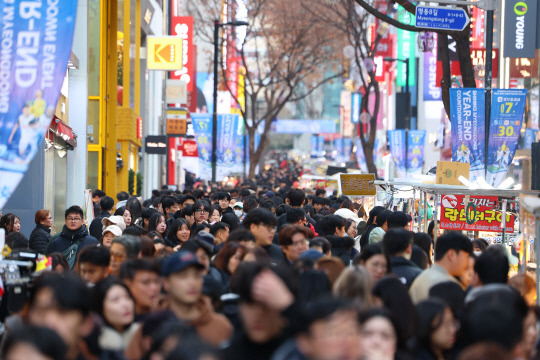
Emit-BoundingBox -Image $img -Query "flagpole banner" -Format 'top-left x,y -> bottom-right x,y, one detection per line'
0,1 -> 78,209
343,138 -> 353,163
355,139 -> 368,173
310,135 -> 318,158
191,113 -> 212,180
449,88 -> 485,182
334,138 -> 344,161
486,89 -> 527,186
216,114 -> 239,179
407,130 -> 426,174
388,130 -> 407,178
191,113 -> 240,180
317,136 -> 325,157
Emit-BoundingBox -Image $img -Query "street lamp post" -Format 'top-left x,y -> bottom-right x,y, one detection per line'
212,20 -> 249,184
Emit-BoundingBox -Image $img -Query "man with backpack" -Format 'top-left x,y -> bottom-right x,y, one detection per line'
46,205 -> 98,269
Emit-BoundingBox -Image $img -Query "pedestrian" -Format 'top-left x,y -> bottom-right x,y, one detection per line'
46,206 -> 98,268
76,244 -> 110,286
383,228 -> 422,288
89,196 -> 115,239
29,209 -> 53,254
356,242 -> 389,282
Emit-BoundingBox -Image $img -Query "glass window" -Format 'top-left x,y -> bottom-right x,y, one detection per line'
88,0 -> 101,96
87,100 -> 100,144
87,151 -> 100,191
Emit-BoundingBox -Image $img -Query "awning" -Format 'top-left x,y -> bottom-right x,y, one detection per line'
48,116 -> 77,149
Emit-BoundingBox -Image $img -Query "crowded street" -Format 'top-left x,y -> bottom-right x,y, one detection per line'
0,0 -> 540,359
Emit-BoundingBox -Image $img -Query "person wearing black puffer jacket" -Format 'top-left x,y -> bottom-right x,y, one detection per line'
46,206 -> 98,269
29,209 -> 53,254
318,215 -> 358,266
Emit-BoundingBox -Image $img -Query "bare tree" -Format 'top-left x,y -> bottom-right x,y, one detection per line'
188,0 -> 345,178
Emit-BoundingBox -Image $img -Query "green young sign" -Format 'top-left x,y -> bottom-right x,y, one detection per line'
396,7 -> 416,87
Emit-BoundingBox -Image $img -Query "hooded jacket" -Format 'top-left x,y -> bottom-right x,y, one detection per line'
326,235 -> 359,266
46,224 -> 98,267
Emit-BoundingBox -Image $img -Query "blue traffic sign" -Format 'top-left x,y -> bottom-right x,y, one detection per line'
415,6 -> 470,31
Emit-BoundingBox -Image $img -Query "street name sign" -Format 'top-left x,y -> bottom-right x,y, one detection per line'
415,5 -> 470,31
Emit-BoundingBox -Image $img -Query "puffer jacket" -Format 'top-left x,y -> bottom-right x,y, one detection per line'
29,224 -> 52,254
46,224 -> 98,268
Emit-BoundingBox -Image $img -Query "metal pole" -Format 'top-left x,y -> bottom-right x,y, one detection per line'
423,191 -> 428,232
212,21 -> 220,184
433,194 -> 440,244
243,93 -> 248,181
484,10 -> 494,177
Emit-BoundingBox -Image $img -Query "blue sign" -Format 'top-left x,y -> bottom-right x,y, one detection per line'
388,130 -> 407,178
351,93 -> 361,124
191,113 -> 240,180
0,1 -> 78,209
407,130 -> 426,174
415,6 -> 470,31
450,88 -> 486,182
486,89 -> 527,187
273,119 -> 336,134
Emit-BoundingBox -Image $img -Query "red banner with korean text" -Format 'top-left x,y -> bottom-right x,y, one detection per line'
440,195 -> 515,233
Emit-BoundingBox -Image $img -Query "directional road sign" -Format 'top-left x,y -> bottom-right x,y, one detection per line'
415,5 -> 470,31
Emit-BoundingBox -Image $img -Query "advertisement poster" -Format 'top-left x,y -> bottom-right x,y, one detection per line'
449,88 -> 485,182
388,129 -> 407,178
334,138 -> 344,161
396,6 -> 416,87
0,0 -> 78,209
355,139 -> 368,173
423,39 -> 441,101
440,194 -> 516,233
486,89 -> 527,186
351,93 -> 361,124
407,130 -> 426,174
343,137 -> 353,162
191,113 -> 240,180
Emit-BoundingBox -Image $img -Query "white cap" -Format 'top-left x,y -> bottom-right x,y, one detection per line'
334,208 -> 360,223
102,225 -> 122,237
102,215 -> 126,231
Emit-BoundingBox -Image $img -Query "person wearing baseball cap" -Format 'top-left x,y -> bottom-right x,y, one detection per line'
161,251 -> 233,346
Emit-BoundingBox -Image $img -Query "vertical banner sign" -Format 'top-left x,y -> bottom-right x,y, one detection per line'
343,138 -> 353,162
355,139 -> 369,173
310,135 -> 318,158
0,0 -> 78,209
449,88 -> 486,182
486,89 -> 527,186
396,6 -> 416,87
503,0 -> 537,58
340,91 -> 353,137
317,136 -> 325,156
170,16 -> 194,91
190,113 -> 240,180
388,130 -> 407,177
407,130 -> 426,174
191,114 -> 212,180
351,93 -> 361,124
334,138 -> 344,161
423,38 -> 441,101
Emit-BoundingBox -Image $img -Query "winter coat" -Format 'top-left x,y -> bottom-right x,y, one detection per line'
46,224 -> 98,268
359,223 -> 377,249
390,256 -> 422,288
326,235 -> 359,266
29,224 -> 52,254
89,212 -> 110,240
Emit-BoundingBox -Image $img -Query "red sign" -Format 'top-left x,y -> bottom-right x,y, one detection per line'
182,139 -> 199,157
374,35 -> 395,58
435,48 -> 499,87
170,16 -> 194,92
440,195 -> 515,233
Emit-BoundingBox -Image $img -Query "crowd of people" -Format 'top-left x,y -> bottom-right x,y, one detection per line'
0,177 -> 538,360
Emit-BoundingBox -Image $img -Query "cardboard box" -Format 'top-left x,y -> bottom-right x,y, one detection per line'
436,161 -> 470,186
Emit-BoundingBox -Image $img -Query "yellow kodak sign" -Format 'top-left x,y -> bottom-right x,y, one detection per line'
147,36 -> 183,70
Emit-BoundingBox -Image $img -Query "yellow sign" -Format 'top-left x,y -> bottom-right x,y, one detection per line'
147,36 -> 183,70
339,174 -> 376,196
436,161 -> 470,186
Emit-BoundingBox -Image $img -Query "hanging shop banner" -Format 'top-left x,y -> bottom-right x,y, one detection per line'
310,136 -> 318,158
334,138 -> 344,161
169,16 -> 194,90
423,41 -> 442,101
388,130 -> 407,178
351,93 -> 362,124
343,138 -> 353,162
317,136 -> 325,156
396,6 -> 416,87
338,173 -> 376,196
486,89 -> 527,187
147,36 -> 183,70
503,0 -> 537,58
355,139 -> 368,173
0,0 -> 78,209
191,113 -> 240,180
407,130 -> 426,174
340,91 -> 353,136
440,195 -> 516,233
449,88 -> 485,182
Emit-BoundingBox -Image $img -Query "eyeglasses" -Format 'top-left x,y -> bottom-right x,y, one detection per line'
195,209 -> 209,213
66,217 -> 82,222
